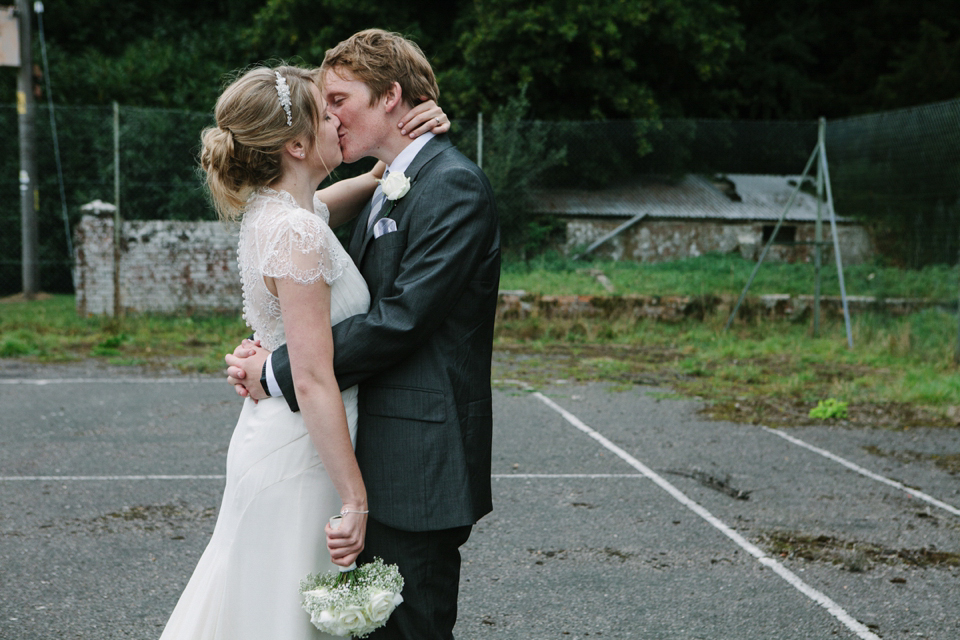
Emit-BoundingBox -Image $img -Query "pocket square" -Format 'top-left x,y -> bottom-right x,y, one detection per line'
373,217 -> 397,238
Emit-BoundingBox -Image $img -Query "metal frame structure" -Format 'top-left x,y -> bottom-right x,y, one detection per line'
724,118 -> 854,348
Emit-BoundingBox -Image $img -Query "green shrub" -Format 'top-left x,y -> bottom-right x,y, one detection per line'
809,398 -> 849,421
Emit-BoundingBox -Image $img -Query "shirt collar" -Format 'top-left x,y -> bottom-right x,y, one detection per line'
386,131 -> 435,177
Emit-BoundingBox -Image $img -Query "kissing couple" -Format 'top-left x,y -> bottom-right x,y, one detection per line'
158,28 -> 500,640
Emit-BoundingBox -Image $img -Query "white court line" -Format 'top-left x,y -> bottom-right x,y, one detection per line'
494,474 -> 643,479
0,475 -> 226,481
533,391 -> 880,640
0,473 -> 641,482
762,426 -> 960,518
0,378 -> 223,385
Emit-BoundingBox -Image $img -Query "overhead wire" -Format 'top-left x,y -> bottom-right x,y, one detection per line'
34,1 -> 74,283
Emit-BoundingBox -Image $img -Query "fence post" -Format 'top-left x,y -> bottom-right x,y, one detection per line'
956,230 -> 960,365
814,118 -> 825,337
818,124 -> 853,349
113,101 -> 122,317
477,112 -> 483,169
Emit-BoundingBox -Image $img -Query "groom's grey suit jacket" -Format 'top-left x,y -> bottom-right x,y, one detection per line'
271,135 -> 501,533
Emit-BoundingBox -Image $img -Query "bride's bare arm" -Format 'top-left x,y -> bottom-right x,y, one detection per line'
321,161 -> 386,229
320,100 -> 451,228
274,275 -> 367,566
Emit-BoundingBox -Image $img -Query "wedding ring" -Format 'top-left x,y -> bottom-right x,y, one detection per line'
435,117 -> 441,125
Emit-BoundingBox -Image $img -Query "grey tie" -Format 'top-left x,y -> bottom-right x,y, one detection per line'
366,170 -> 389,231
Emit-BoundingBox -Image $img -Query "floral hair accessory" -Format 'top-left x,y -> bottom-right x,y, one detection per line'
275,71 -> 293,126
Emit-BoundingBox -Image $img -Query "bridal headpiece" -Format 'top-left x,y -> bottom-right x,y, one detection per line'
275,71 -> 293,126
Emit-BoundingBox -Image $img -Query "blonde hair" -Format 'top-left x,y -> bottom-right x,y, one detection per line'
321,29 -> 438,108
200,65 -> 322,222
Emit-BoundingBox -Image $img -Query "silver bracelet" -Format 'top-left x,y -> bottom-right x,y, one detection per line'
340,508 -> 369,516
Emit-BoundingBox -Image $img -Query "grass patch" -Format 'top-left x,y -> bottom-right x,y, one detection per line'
501,253 -> 958,299
3,253 -> 959,428
0,294 -> 249,373
494,308 -> 960,428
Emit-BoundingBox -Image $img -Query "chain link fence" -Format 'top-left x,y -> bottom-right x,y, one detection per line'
2,99 -> 960,297
826,100 -> 960,267
1,104 -> 214,296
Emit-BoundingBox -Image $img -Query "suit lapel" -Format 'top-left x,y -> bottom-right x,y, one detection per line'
354,135 -> 453,267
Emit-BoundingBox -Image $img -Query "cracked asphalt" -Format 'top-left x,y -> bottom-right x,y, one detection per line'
1,361 -> 959,639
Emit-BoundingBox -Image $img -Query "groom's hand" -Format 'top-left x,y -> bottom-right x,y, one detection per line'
224,339 -> 269,401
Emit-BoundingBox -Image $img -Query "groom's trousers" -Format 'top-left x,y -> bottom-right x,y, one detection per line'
360,517 -> 472,640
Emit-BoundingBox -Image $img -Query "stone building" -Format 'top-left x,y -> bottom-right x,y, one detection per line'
533,174 -> 874,264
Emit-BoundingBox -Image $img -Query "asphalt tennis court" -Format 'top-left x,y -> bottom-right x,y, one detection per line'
1,362 -> 959,639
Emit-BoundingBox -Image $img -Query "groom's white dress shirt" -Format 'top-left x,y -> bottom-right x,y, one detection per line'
263,131 -> 436,397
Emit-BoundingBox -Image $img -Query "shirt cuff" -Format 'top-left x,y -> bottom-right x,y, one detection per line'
265,352 -> 283,398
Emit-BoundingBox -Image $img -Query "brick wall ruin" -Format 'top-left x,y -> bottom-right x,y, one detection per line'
73,209 -> 240,316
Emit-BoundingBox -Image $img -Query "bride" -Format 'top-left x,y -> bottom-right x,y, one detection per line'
158,65 -> 448,639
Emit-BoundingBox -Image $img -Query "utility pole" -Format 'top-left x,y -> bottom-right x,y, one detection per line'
16,0 -> 38,297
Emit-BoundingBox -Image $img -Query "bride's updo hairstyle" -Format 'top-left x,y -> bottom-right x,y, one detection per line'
200,65 -> 322,221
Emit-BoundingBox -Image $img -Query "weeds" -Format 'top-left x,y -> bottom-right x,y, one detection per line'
759,530 -> 960,570
3,253 -> 960,427
0,294 -> 248,373
809,398 -> 849,421
500,253 -> 958,299
495,308 -> 960,427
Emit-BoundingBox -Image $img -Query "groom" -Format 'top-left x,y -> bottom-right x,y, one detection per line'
226,29 -> 500,639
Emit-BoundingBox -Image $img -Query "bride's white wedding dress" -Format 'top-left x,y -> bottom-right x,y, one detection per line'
159,188 -> 370,640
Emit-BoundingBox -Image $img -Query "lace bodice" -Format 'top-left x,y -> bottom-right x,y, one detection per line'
237,188 -> 369,352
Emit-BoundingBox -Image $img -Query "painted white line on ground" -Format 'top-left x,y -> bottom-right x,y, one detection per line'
533,391 -> 880,640
762,426 -> 960,518
0,475 -> 226,481
0,378 -> 223,385
494,474 -> 644,479
0,473 -> 643,482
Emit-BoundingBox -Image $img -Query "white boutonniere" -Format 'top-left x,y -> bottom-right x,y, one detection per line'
379,172 -> 411,201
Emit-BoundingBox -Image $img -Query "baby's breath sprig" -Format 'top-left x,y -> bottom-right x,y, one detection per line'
300,557 -> 404,638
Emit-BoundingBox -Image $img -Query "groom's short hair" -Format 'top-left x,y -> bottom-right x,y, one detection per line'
322,29 -> 439,108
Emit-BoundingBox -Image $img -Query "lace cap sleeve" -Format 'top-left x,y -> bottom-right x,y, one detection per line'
255,200 -> 348,286
313,193 -> 331,225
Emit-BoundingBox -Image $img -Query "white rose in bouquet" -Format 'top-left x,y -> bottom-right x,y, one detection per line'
301,556 -> 404,638
313,610 -> 348,637
365,589 -> 403,622
336,605 -> 370,634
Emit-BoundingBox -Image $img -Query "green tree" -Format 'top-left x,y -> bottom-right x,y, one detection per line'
461,87 -> 567,256
871,19 -> 960,110
450,0 -> 743,120
2,0 -> 261,110
700,0 -> 827,119
245,0 -> 470,89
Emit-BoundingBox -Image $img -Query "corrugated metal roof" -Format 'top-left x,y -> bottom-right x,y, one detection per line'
531,174 -> 845,222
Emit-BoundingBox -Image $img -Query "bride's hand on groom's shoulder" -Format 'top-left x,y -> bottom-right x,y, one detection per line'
326,510 -> 367,567
224,339 -> 269,402
399,99 -> 450,139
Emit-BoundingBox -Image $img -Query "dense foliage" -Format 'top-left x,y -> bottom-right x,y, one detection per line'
4,0 -> 960,120
3,0 -> 960,296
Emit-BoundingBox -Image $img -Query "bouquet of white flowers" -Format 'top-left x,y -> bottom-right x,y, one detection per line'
300,557 -> 404,638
